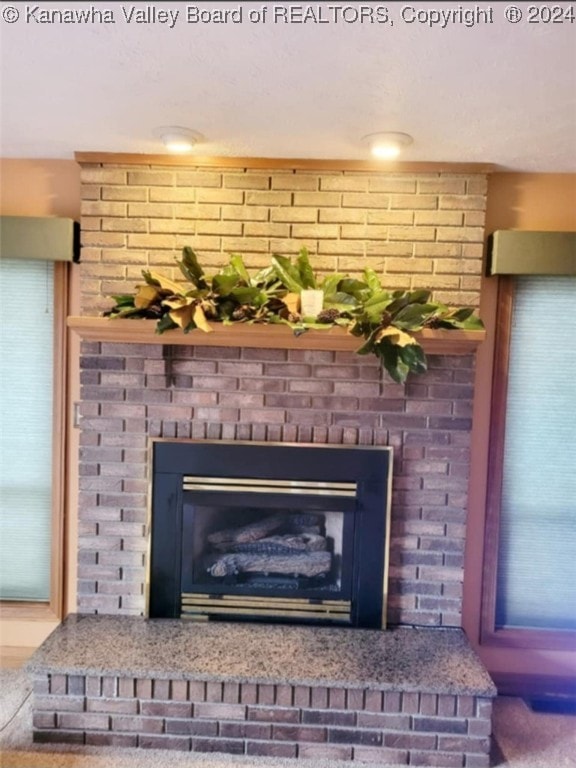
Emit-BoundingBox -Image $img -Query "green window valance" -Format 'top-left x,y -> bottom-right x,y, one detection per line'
0,216 -> 79,262
489,230 -> 576,276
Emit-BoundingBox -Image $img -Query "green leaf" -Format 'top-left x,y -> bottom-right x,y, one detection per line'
296,247 -> 317,289
328,291 -> 358,307
298,321 -> 339,330
323,302 -> 357,316
178,246 -> 207,289
392,303 -> 439,330
266,314 -> 287,325
229,253 -> 251,284
451,307 -> 475,321
230,286 -> 268,306
459,315 -> 484,330
354,327 -> 379,355
319,274 -> 346,297
385,293 -> 412,316
334,317 -> 352,328
252,265 -> 277,287
361,291 -> 394,321
363,290 -> 393,309
407,289 -> 432,304
110,294 -> 136,308
433,308 -> 484,330
142,270 -> 161,287
271,254 -> 306,292
389,359 -> 410,384
338,278 -> 369,300
106,305 -> 145,319
212,273 -> 241,296
155,313 -> 179,334
398,342 -> 428,375
375,342 -> 409,384
363,268 -> 383,296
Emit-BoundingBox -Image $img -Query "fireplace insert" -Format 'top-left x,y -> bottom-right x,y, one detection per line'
148,440 -> 392,628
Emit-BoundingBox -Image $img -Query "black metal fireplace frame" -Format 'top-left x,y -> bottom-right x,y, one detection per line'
148,440 -> 392,629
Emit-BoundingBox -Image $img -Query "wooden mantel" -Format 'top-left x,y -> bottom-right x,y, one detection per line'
68,317 -> 485,355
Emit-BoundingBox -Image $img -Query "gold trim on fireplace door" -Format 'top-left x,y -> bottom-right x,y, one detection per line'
180,594 -> 351,622
382,445 -> 393,630
182,476 -> 357,496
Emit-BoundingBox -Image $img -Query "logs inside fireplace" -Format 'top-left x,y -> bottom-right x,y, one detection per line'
148,441 -> 392,628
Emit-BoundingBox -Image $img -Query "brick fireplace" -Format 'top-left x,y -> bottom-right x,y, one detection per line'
77,339 -> 477,628
74,160 -> 487,626
29,159 -> 496,764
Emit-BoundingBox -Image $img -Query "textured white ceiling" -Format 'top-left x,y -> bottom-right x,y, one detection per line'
1,1 -> 575,170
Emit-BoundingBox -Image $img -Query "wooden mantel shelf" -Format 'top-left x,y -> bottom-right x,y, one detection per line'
68,317 -> 485,355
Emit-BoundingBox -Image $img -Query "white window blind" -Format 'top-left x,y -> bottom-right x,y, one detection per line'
496,276 -> 576,630
0,258 -> 54,600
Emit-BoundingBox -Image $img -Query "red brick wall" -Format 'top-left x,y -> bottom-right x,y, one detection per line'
77,341 -> 475,626
32,670 -> 491,765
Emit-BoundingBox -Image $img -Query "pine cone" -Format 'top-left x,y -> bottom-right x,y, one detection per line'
316,308 -> 341,324
231,305 -> 255,321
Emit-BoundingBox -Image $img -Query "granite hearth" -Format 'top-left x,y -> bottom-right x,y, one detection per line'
28,615 -> 496,765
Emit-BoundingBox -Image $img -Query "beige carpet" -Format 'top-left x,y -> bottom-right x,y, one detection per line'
0,669 -> 30,731
0,669 -> 574,768
490,696 -> 576,767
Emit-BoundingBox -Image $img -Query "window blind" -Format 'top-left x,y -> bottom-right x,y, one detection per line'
496,276 -> 576,630
0,258 -> 54,600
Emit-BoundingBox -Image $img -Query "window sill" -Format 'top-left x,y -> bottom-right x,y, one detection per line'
0,601 -> 59,622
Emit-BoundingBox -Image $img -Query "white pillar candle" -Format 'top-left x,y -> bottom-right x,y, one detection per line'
300,289 -> 324,318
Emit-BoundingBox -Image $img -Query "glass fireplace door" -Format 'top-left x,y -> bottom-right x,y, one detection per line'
180,478 -> 356,624
148,440 -> 392,629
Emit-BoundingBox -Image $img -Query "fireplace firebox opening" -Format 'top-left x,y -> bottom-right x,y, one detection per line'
148,440 -> 392,629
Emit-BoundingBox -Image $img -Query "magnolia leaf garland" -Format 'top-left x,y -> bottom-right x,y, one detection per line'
105,246 -> 484,384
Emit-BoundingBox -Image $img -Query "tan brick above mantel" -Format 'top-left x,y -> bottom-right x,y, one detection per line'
67,317 -> 486,355
76,157 -> 490,316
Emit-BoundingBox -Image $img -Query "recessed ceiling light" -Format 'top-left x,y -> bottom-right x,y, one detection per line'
154,126 -> 202,153
362,132 -> 414,160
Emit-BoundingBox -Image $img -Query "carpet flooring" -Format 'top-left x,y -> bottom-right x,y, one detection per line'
0,668 -> 574,768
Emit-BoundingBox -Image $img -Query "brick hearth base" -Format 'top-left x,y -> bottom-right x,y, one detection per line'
27,616 -> 496,766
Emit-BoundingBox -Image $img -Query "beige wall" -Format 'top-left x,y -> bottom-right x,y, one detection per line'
0,159 -> 80,648
0,159 -> 81,218
485,173 -> 576,232
464,172 -> 576,684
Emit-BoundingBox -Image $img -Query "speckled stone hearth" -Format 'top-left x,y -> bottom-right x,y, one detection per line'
27,616 -> 496,766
